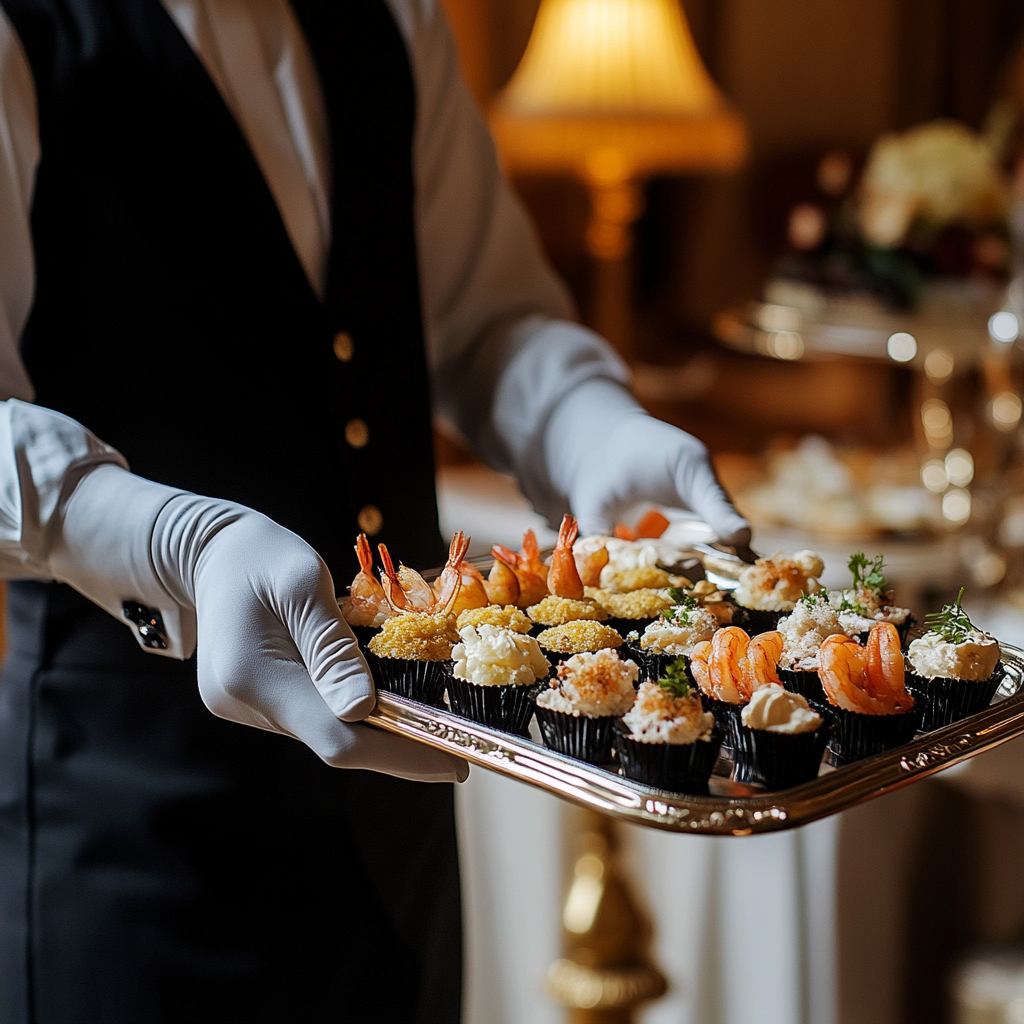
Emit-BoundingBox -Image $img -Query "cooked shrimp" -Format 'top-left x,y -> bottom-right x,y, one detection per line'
635,509 -> 670,539
378,544 -> 409,613
690,640 -> 713,693
818,631 -> 913,714
520,530 -> 549,585
379,535 -> 466,616
746,631 -> 783,690
707,627 -> 750,703
339,533 -> 392,627
492,543 -> 548,608
429,533 -> 470,616
863,621 -> 907,705
451,560 -> 489,617
575,543 -> 610,588
549,514 -> 585,600
484,551 -> 520,606
691,627 -> 782,703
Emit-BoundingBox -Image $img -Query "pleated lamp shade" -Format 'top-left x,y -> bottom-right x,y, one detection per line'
490,0 -> 747,181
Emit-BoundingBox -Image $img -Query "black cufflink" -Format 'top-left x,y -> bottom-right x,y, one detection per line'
122,601 -> 169,650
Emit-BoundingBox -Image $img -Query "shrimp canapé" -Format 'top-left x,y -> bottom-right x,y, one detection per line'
548,514 -> 585,600
379,533 -> 468,617
818,622 -> 914,714
491,543 -> 548,608
690,628 -> 783,704
450,559 -> 489,617
339,533 -> 392,627
574,541 -> 610,588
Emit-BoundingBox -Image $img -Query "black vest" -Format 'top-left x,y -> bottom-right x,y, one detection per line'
3,0 -> 445,577
0,4 -> 460,1021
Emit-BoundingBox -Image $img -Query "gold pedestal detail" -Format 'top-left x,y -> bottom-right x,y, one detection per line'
546,810 -> 667,1023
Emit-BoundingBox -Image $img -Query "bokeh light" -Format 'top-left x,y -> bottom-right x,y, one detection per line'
887,332 -> 917,362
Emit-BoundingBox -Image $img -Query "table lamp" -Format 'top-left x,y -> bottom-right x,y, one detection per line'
490,0 -> 748,355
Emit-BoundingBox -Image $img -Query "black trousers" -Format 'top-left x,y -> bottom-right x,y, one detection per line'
0,582 -> 462,1024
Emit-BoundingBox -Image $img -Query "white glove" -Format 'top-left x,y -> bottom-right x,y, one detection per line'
544,377 -> 752,558
46,463 -> 467,783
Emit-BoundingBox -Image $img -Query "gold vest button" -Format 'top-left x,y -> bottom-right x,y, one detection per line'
333,331 -> 354,362
357,504 -> 383,536
345,418 -> 370,449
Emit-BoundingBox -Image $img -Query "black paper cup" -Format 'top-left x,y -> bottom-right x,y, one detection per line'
538,644 -> 624,672
854,616 -> 916,648
778,666 -> 827,703
696,692 -> 745,751
732,605 -> 785,635
532,700 -> 617,765
372,657 -> 450,706
729,713 -> 834,790
814,700 -> 922,763
906,661 -> 1005,731
614,721 -> 723,794
602,615 -> 657,638
626,646 -> 695,687
445,672 -> 536,736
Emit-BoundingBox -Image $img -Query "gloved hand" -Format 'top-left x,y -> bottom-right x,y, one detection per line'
544,377 -> 754,561
47,462 -> 467,783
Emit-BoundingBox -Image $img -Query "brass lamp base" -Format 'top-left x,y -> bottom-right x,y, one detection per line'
547,809 -> 667,1023
547,957 -> 667,1024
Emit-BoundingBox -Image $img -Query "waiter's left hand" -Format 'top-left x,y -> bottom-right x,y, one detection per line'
565,410 -> 754,562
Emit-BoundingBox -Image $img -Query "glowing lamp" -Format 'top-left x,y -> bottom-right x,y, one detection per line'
490,0 -> 748,352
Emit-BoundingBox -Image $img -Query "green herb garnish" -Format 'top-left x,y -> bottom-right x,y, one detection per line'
662,587 -> 698,622
848,552 -> 887,595
924,587 -> 976,644
798,591 -> 828,608
657,658 -> 692,698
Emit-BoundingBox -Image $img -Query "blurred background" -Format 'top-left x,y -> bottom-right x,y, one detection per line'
433,3 -> 1024,1024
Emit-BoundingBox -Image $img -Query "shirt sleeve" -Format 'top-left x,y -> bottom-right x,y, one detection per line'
0,14 -> 129,581
393,0 -> 638,524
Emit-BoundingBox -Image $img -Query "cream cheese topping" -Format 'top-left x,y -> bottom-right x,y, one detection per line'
741,683 -> 822,734
622,680 -> 714,745
778,600 -> 845,669
639,608 -> 718,656
452,624 -> 549,687
734,550 -> 824,612
906,630 -> 1000,681
535,649 -> 638,717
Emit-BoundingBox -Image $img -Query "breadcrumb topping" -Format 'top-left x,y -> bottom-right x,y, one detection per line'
367,613 -> 460,661
599,565 -> 673,593
537,620 -> 623,654
590,588 -> 673,620
536,649 -> 638,717
622,681 -> 714,744
457,604 -> 532,634
734,551 -> 823,612
527,595 -> 607,627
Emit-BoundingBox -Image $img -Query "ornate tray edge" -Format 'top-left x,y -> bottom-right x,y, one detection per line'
365,643 -> 1024,836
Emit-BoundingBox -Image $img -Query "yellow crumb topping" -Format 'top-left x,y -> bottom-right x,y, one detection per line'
592,588 -> 673,620
527,595 -> 607,627
537,620 -> 623,654
367,613 -> 460,661
457,604 -> 533,634
600,565 -> 672,593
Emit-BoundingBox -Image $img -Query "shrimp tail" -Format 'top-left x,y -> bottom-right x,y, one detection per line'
377,543 -> 408,612
354,532 -> 374,575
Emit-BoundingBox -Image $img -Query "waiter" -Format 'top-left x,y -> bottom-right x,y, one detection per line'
0,1 -> 751,1021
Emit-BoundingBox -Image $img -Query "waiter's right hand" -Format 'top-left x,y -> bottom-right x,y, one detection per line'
51,463 -> 468,784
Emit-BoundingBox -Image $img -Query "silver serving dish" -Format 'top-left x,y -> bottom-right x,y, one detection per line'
365,643 -> 1024,836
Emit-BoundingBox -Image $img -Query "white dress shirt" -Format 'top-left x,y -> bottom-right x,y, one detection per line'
0,0 -> 632,578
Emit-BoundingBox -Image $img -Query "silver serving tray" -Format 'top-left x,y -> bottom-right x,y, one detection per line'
365,642 -> 1024,836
